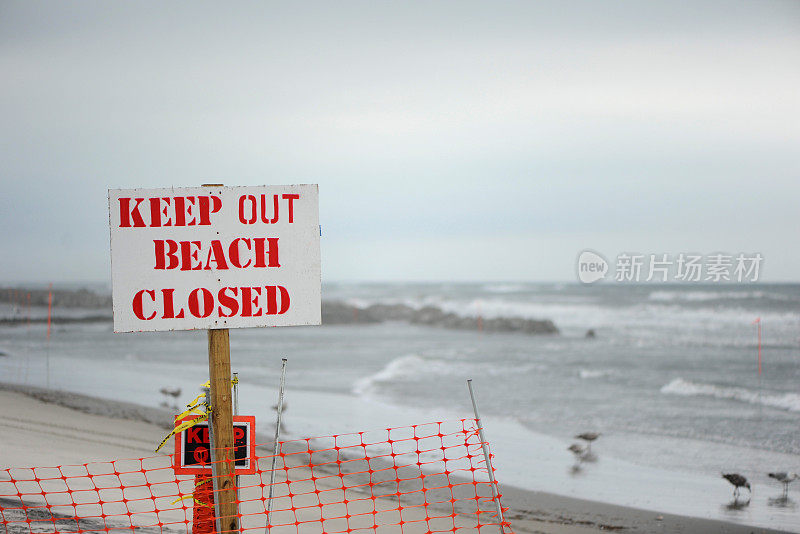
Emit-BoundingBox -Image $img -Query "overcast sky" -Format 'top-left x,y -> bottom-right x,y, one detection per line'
1,0 -> 798,283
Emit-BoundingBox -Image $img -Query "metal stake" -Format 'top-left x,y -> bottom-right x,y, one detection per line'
233,372 -> 240,416
265,358 -> 288,534
467,379 -> 505,534
204,388 -> 224,534
233,372 -> 240,513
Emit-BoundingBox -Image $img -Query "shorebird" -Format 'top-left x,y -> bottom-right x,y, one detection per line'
575,432 -> 600,454
722,473 -> 751,499
768,472 -> 798,496
159,387 -> 181,411
567,443 -> 588,464
568,443 -> 585,456
159,387 -> 182,398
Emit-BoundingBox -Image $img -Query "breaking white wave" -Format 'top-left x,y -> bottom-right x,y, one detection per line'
660,378 -> 800,412
352,354 -> 546,396
647,290 -> 796,303
352,355 -> 451,395
482,284 -> 527,293
579,368 -> 612,379
339,291 -> 800,345
649,290 -> 753,302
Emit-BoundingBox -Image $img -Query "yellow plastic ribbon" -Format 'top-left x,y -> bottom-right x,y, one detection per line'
154,412 -> 209,453
171,477 -> 213,507
153,377 -> 237,453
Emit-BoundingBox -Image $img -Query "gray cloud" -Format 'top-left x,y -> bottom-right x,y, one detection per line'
1,0 -> 798,282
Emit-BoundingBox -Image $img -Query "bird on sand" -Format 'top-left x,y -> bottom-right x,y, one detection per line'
159,387 -> 182,398
567,443 -> 587,466
158,387 -> 181,411
722,473 -> 751,499
768,472 -> 798,496
575,432 -> 600,454
568,443 -> 585,456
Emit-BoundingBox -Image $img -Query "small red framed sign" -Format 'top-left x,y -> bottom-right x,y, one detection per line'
173,415 -> 256,475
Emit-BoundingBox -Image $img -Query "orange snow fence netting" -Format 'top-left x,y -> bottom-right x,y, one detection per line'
1,419 -> 512,534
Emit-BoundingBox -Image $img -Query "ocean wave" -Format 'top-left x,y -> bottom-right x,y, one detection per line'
482,284 -> 528,294
338,293 -> 798,329
578,369 -> 612,379
353,355 -> 443,395
353,354 -> 546,396
660,378 -> 800,412
326,293 -> 800,349
648,290 -> 794,303
420,298 -> 797,331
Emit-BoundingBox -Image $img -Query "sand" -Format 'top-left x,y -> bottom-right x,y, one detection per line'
0,385 -> 788,534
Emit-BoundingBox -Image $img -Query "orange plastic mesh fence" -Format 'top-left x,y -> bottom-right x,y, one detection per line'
1,419 -> 512,534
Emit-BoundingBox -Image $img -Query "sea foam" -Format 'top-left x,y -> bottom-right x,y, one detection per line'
352,354 -> 447,395
352,354 -> 546,396
579,368 -> 612,379
660,378 -> 800,412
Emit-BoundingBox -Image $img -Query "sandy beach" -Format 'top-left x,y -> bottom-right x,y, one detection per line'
0,384 -> 787,534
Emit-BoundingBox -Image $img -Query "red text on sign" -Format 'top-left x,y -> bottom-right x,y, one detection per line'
187,426 -> 245,444
153,238 -> 280,270
118,195 -> 222,228
132,286 -> 291,321
238,194 -> 300,225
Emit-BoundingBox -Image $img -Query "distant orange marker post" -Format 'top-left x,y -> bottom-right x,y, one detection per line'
47,284 -> 53,340
753,317 -> 762,375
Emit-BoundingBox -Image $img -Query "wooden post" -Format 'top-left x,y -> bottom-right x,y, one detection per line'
47,283 -> 52,340
203,183 -> 238,533
208,328 -> 238,533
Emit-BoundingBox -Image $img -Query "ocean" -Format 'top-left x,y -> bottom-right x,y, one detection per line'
1,282 -> 798,531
